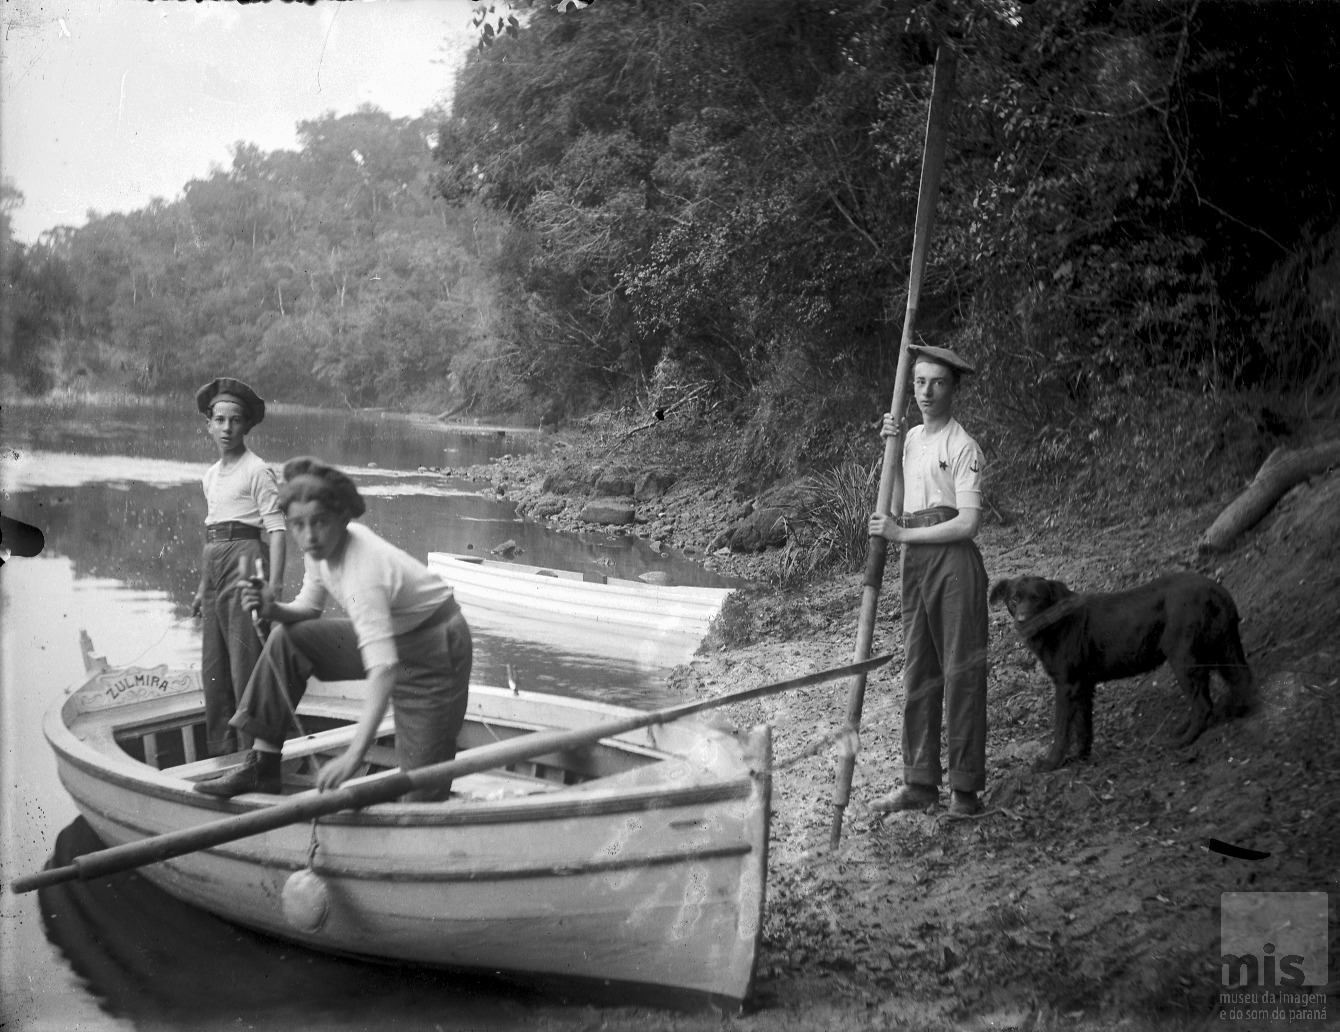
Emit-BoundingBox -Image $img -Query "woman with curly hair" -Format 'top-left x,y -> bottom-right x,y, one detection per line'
195,457 -> 471,802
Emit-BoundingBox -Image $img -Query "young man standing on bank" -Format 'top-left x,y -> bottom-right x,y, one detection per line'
867,344 -> 989,816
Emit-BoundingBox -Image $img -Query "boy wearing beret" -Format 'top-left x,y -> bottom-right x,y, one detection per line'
193,377 -> 287,757
867,345 -> 990,816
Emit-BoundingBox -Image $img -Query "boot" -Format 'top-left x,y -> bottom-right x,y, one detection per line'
869,783 -> 939,813
193,750 -> 282,797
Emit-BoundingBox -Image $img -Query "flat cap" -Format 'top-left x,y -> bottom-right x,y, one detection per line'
196,377 -> 265,424
908,344 -> 976,376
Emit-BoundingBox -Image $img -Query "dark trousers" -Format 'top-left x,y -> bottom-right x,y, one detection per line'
230,603 -> 472,801
900,539 -> 989,793
201,538 -> 266,756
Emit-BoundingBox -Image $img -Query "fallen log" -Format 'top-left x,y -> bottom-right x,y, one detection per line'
435,399 -> 471,421
1199,438 -> 1340,553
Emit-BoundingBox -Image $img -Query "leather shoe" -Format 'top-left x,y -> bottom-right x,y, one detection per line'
950,790 -> 982,816
194,750 -> 281,797
870,784 -> 939,813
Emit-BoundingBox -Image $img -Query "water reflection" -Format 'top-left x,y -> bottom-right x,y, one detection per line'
6,474 -> 719,702
41,818 -> 560,1032
3,401 -> 735,698
3,401 -> 524,472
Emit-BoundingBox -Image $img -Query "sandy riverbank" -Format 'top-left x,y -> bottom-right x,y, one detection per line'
452,430 -> 1339,1032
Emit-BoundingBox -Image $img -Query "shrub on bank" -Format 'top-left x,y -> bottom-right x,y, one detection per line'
563,378 -> 1305,585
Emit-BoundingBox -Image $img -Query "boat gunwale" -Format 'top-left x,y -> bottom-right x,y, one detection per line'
53,741 -> 756,827
428,551 -> 734,599
47,670 -> 760,827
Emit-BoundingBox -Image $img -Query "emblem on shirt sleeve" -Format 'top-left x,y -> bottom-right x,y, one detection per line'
939,459 -> 949,471
969,460 -> 981,472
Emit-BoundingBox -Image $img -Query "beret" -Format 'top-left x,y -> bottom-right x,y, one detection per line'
279,457 -> 367,519
196,377 -> 265,424
908,344 -> 976,376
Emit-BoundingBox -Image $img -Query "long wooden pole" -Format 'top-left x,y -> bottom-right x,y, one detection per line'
828,45 -> 958,849
12,653 -> 893,895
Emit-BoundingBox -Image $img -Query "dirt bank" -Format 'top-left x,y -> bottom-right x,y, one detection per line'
461,439 -> 1339,1032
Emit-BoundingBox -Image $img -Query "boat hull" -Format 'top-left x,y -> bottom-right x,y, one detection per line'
426,552 -> 732,642
45,668 -> 770,1008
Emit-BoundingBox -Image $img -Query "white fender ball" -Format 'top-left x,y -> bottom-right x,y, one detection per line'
282,868 -> 331,933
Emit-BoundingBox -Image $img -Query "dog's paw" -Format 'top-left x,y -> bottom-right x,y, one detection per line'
1170,714 -> 1210,746
1031,754 -> 1064,773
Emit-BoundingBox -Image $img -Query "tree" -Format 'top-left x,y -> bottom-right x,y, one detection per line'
15,107 -> 488,405
2,181 -> 78,392
435,0 -> 1339,480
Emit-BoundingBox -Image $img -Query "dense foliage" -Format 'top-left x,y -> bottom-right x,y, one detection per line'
5,0 -> 1337,505
434,0 -> 1339,486
2,183 -> 78,394
1,108 -> 498,408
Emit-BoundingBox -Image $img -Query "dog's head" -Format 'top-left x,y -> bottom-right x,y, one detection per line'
989,576 -> 1075,626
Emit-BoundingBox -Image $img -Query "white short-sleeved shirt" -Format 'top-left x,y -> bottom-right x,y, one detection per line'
291,523 -> 454,670
901,418 -> 984,513
203,448 -> 285,534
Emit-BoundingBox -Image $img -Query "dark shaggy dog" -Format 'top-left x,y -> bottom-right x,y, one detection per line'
989,573 -> 1255,771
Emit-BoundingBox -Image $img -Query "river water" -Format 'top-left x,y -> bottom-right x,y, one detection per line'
0,399 -> 736,1031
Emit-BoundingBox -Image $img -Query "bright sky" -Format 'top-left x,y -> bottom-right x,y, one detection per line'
1,0 -> 479,244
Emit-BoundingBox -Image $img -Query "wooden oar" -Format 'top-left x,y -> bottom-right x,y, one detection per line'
828,44 -> 958,849
11,653 -> 893,894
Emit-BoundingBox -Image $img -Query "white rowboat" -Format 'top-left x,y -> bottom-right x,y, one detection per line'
426,552 -> 733,644
38,660 -> 772,1009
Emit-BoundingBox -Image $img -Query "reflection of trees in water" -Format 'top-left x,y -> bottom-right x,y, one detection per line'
9,402 -> 527,476
252,412 -> 520,472
36,477 -> 731,616
9,412 -> 199,458
10,403 -> 532,612
12,404 -> 736,704
32,483 -> 215,609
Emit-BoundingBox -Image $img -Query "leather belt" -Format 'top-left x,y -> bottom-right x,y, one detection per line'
896,506 -> 959,529
406,597 -> 460,635
205,521 -> 263,542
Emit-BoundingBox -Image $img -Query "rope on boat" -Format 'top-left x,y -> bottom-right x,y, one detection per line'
119,616 -> 196,670
306,820 -> 321,869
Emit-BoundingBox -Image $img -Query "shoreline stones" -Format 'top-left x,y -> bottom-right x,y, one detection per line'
578,497 -> 636,526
